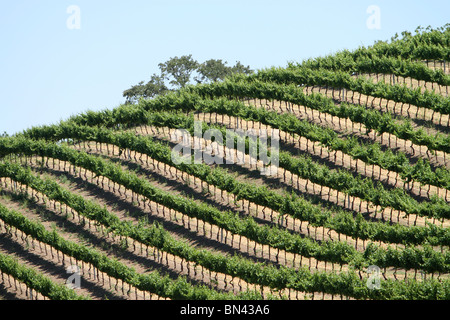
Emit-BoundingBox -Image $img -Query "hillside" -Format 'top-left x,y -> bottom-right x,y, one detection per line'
0,25 -> 449,300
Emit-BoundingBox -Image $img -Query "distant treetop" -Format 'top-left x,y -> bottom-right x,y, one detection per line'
123,55 -> 253,104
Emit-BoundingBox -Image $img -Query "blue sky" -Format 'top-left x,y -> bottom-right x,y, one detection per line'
0,0 -> 448,135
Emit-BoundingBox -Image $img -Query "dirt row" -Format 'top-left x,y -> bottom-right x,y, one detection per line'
70,140 -> 404,253
298,84 -> 449,128
71,139 -> 450,255
0,225 -> 102,300
11,159 -> 349,275
351,72 -> 449,97
0,183 -> 253,299
0,191 -> 167,301
0,269 -> 46,300
190,112 -> 449,201
419,60 -> 450,75
0,175 -> 346,301
128,124 -> 449,229
8,150 -> 450,290
241,98 -> 449,168
9,151 -> 448,283
2,170 -> 443,302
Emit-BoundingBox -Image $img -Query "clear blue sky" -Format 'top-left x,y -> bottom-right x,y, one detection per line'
1,0 -> 448,135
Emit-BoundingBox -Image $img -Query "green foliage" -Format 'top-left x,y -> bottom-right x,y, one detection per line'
123,55 -> 253,103
195,59 -> 252,83
1,25 -> 449,301
0,250 -> 87,300
1,162 -> 449,300
123,75 -> 168,104
159,54 -> 199,89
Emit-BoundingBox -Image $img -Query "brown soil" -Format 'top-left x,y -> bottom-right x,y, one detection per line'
1,59 -> 448,300
4,150 -> 448,286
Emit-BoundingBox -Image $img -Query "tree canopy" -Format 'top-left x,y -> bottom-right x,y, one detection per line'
123,55 -> 253,104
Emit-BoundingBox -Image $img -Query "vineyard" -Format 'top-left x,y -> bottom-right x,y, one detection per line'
0,25 -> 449,301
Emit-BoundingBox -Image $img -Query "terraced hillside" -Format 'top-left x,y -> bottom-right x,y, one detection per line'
0,25 -> 449,300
